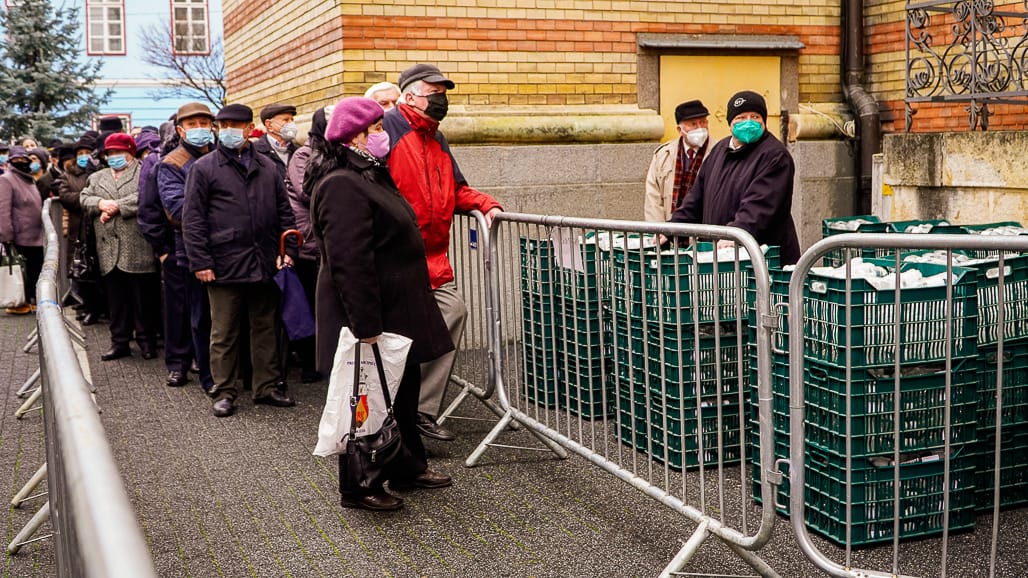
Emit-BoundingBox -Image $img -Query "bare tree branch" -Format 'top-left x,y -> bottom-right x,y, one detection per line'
138,21 -> 226,110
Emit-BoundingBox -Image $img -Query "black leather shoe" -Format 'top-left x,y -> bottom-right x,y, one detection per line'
100,346 -> 131,361
140,344 -> 158,360
340,492 -> 403,511
81,312 -> 100,326
165,370 -> 188,387
390,469 -> 453,491
189,360 -> 200,374
254,391 -> 296,408
415,412 -> 456,441
75,311 -> 87,321
212,398 -> 235,417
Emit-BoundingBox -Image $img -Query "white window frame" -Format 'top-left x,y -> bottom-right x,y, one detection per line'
86,0 -> 126,56
170,0 -> 210,56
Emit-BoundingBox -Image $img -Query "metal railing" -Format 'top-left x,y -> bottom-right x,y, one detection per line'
8,198 -> 157,577
787,232 -> 1028,577
466,213 -> 780,577
436,210 -> 511,427
905,0 -> 1028,130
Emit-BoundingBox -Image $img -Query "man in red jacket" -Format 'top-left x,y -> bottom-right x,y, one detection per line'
383,63 -> 502,442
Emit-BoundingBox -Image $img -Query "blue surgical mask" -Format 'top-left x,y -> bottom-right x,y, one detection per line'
107,155 -> 128,170
731,119 -> 764,144
77,155 -> 90,168
184,127 -> 214,147
0,155 -> 7,164
29,162 -> 41,173
218,128 -> 245,149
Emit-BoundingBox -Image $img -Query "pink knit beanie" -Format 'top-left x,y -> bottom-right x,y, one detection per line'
325,97 -> 384,144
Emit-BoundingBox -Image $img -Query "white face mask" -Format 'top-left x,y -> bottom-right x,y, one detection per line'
685,127 -> 708,148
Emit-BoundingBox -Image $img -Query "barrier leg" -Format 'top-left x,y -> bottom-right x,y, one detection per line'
465,411 -> 568,467
659,520 -> 710,578
22,328 -> 39,354
15,388 -> 43,419
63,321 -> 86,347
6,501 -> 51,555
11,464 -> 47,508
16,368 -> 40,398
437,376 -> 520,431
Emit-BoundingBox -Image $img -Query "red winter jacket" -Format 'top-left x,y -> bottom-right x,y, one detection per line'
383,104 -> 501,289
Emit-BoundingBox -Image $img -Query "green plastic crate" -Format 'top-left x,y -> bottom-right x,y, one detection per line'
970,432 -> 1028,512
617,392 -> 743,469
977,344 -> 1028,428
609,243 -> 768,325
804,261 -> 979,367
803,445 -> 977,547
972,255 -> 1028,346
822,215 -> 893,268
960,221 -> 1027,259
889,218 -> 953,234
804,360 -> 978,458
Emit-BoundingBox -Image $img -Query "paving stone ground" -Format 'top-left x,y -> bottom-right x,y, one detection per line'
2,311 -> 1028,577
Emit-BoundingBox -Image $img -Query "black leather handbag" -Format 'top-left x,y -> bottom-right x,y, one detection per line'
69,222 -> 100,282
344,342 -> 403,491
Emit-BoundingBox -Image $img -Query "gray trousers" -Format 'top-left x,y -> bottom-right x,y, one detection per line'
207,281 -> 281,401
419,282 -> 467,417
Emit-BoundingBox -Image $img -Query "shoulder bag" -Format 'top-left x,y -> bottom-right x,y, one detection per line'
344,341 -> 404,491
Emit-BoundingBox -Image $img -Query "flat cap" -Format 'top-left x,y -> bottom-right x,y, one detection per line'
216,104 -> 254,123
176,102 -> 214,123
8,146 -> 29,160
674,100 -> 709,123
398,64 -> 455,92
260,103 -> 297,123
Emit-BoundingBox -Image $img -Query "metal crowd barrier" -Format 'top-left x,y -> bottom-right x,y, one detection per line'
466,213 -> 780,576
787,233 -> 1028,578
7,199 -> 157,577
437,210 -> 511,427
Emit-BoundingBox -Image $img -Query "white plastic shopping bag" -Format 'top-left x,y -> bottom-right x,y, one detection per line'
0,245 -> 26,309
312,327 -> 412,457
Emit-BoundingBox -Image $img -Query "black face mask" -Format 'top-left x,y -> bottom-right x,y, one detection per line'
422,93 -> 449,122
9,161 -> 31,174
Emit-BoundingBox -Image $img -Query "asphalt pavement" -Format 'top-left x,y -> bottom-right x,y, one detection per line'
2,310 -> 1028,577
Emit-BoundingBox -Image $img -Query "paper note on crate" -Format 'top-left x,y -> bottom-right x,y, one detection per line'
549,226 -> 585,272
594,231 -> 659,252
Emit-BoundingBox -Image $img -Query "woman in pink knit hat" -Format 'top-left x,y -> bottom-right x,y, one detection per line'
307,97 -> 454,511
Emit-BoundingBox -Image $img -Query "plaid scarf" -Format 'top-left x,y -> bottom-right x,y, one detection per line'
671,138 -> 707,210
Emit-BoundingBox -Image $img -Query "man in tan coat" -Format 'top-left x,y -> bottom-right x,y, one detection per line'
643,100 -> 710,222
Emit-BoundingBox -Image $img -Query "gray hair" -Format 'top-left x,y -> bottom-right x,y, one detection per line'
364,82 -> 399,98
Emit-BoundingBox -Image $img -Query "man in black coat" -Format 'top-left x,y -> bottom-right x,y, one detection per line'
253,103 -> 298,182
671,90 -> 800,265
182,103 -> 299,417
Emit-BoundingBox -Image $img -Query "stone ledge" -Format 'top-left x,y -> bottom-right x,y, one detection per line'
439,105 -> 665,144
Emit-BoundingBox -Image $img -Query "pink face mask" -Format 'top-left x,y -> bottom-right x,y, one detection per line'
365,131 -> 391,159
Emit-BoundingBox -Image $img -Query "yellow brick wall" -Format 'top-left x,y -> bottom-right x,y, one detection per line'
225,0 -> 846,113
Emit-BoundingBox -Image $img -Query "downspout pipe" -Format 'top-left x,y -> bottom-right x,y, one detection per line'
842,0 -> 880,215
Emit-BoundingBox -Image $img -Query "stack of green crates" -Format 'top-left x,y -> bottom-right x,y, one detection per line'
518,236 -> 611,417
611,243 -> 763,469
799,260 -> 981,545
963,247 -> 1028,511
746,266 -> 792,513
520,237 -> 560,408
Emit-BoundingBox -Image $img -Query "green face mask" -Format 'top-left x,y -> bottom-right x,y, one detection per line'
731,119 -> 764,144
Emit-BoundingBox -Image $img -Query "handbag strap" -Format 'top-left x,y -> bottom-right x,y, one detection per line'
348,340 -> 396,440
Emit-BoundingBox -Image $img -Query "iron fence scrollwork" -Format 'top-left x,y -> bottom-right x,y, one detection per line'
905,0 -> 1028,130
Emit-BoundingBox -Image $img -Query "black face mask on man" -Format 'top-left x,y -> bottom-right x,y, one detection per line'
9,160 -> 31,174
420,93 -> 449,122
